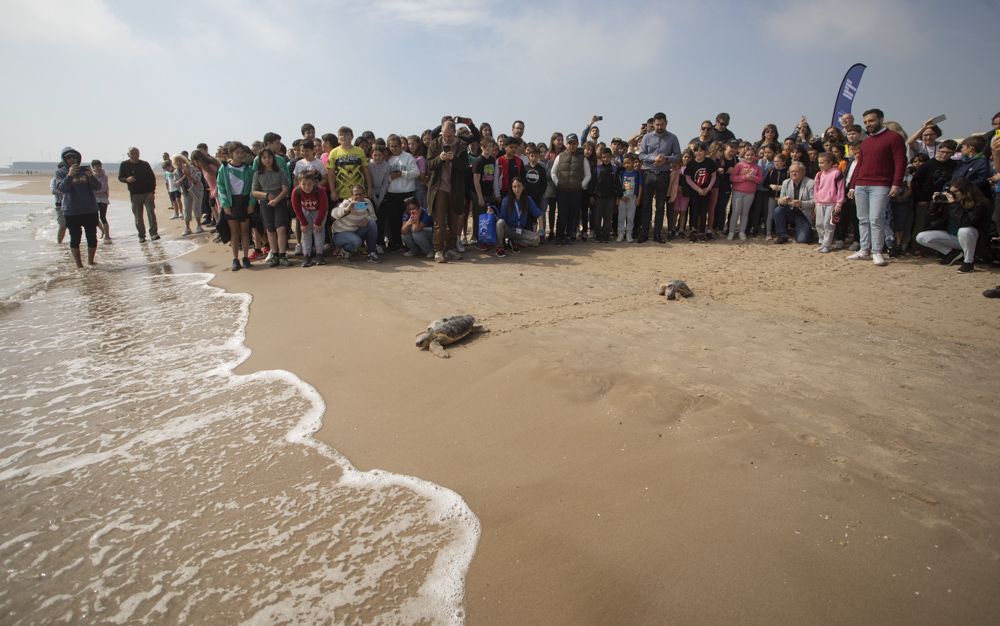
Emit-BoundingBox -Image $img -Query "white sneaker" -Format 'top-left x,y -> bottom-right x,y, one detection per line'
872,252 -> 887,266
294,243 -> 303,255
265,252 -> 274,263
846,250 -> 870,260
616,234 -> 625,242
456,240 -> 466,253
727,233 -> 735,241
738,232 -> 747,241
434,251 -> 446,263
340,249 -> 352,261
818,246 -> 830,253
376,244 -> 385,255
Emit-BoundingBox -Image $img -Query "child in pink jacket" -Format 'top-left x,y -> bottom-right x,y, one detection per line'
812,152 -> 846,252
727,145 -> 763,240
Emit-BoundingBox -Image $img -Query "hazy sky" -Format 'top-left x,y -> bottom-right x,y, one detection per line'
2,0 -> 998,164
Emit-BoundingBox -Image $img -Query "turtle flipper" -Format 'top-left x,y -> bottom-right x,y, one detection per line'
429,340 -> 450,358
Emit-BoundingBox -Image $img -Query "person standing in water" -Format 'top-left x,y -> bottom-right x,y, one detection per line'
54,147 -> 101,268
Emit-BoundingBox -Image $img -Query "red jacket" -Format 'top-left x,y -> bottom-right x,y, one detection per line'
851,129 -> 906,189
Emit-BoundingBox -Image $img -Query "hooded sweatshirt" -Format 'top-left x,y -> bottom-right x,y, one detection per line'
54,147 -> 100,216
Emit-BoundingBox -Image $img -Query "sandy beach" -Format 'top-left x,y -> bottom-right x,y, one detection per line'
8,172 -> 1000,624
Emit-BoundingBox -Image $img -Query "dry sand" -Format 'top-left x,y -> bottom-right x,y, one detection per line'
9,173 -> 1000,624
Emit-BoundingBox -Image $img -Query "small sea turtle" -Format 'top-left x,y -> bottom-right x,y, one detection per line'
415,315 -> 485,358
658,280 -> 694,300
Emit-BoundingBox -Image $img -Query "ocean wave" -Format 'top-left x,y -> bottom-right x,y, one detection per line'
0,270 -> 479,624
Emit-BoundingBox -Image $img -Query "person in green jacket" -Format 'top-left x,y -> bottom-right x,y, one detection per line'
217,141 -> 256,271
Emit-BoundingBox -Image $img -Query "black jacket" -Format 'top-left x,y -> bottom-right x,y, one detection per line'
118,159 -> 157,195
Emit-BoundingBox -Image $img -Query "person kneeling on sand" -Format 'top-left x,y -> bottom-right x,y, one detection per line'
491,177 -> 543,257
54,147 -> 101,268
401,196 -> 434,258
914,178 -> 989,274
773,162 -> 816,244
332,185 -> 381,263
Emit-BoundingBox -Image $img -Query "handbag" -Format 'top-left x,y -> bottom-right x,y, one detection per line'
478,211 -> 497,246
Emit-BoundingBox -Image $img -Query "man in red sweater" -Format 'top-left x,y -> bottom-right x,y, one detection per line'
845,108 -> 907,266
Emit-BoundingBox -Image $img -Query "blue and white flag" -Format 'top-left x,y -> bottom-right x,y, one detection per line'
831,63 -> 867,130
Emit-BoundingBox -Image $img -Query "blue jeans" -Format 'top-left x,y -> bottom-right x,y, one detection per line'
773,205 -> 813,242
854,185 -> 889,253
333,221 -> 378,252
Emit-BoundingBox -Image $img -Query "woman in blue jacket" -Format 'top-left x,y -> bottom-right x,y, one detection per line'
491,177 -> 543,257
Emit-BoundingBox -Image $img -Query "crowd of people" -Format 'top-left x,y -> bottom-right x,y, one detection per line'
51,109 -> 1000,296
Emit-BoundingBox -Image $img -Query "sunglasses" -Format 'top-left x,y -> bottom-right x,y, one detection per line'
701,127 -> 712,131
717,122 -> 728,126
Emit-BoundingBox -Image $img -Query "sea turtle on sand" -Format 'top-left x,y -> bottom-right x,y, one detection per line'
658,280 -> 694,300
415,315 -> 485,358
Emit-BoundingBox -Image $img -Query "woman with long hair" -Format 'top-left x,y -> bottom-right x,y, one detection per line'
407,134 -> 429,208
172,153 -> 205,236
191,149 -> 222,225
755,124 -> 779,149
914,177 -> 989,273
544,132 -> 564,240
491,176 -> 543,256
251,148 -> 291,266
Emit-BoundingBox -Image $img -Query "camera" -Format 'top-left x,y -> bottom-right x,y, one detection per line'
932,192 -> 949,203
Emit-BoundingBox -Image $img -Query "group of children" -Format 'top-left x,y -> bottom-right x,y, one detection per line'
117,112 -> 997,272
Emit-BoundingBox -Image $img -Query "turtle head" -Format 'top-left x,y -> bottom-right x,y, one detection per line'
415,331 -> 431,349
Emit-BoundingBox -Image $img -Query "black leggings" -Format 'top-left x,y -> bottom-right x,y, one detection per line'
688,193 -> 710,234
66,213 -> 99,249
97,202 -> 108,226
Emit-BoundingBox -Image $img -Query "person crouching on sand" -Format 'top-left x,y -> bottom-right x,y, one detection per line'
331,185 -> 381,263
290,169 -> 329,267
54,147 -> 101,268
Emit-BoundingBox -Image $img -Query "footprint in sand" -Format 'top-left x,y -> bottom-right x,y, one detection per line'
797,433 -> 823,447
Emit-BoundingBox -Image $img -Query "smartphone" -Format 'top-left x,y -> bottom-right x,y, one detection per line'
929,114 -> 946,125
995,129 -> 1000,139
595,115 -> 603,121
441,144 -> 453,154
354,201 -> 369,212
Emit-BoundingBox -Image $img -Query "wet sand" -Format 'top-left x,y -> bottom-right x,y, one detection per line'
11,172 -> 1000,623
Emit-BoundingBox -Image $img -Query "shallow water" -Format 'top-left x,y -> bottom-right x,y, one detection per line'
0,184 -> 478,624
